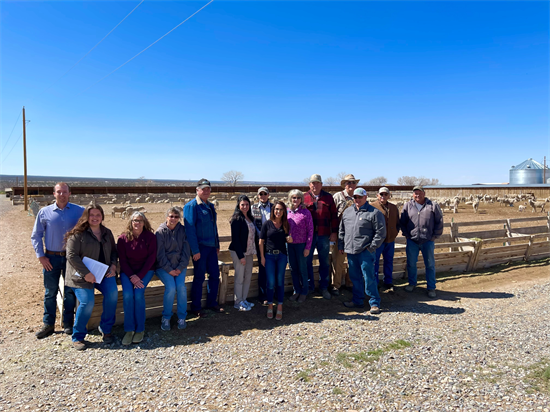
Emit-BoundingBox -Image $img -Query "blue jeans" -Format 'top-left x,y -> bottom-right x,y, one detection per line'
306,234 -> 330,291
156,268 -> 188,320
347,248 -> 380,308
71,276 -> 118,342
375,242 -> 395,285
43,254 -> 76,326
257,252 -> 267,302
120,270 -> 155,332
287,243 -> 308,295
265,252 -> 287,304
191,245 -> 220,312
406,239 -> 436,290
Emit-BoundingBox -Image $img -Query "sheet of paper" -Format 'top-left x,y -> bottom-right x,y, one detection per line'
81,256 -> 109,284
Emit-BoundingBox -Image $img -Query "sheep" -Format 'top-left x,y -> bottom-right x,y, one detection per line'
452,198 -> 459,213
518,205 -> 526,212
111,206 -> 127,218
230,196 -> 237,201
472,198 -> 480,214
211,199 -> 219,208
528,199 -> 547,213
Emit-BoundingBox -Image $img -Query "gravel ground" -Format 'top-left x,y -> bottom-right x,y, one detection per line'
1,276 -> 549,411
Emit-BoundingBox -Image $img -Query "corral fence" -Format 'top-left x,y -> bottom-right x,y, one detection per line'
53,215 -> 550,329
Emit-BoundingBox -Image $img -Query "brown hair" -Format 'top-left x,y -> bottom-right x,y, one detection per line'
64,203 -> 104,244
270,201 -> 290,235
54,182 -> 71,192
123,211 -> 153,241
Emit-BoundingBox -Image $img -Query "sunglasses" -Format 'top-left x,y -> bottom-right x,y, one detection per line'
379,193 -> 389,196
291,197 -> 300,200
168,215 -> 180,219
353,196 -> 363,199
132,219 -> 144,223
259,193 -> 268,196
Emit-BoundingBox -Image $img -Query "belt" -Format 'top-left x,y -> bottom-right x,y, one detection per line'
266,250 -> 281,255
46,250 -> 66,256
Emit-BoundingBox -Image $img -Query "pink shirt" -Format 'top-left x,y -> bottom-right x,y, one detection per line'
287,207 -> 313,250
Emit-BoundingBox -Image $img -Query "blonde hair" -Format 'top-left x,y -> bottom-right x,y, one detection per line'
288,189 -> 305,211
123,211 -> 153,241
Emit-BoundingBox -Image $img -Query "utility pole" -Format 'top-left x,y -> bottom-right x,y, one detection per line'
23,107 -> 28,211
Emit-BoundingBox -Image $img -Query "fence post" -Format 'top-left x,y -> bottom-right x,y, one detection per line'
524,235 -> 535,262
467,239 -> 483,271
218,264 -> 229,305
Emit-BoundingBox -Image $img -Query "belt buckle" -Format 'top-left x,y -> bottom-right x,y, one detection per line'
273,250 -> 280,255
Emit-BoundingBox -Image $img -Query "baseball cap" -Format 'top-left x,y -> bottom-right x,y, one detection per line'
309,174 -> 322,183
378,187 -> 390,194
197,178 -> 211,189
353,188 -> 367,197
412,185 -> 424,192
257,187 -> 269,195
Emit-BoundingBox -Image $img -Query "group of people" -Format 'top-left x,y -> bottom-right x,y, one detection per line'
31,176 -> 443,350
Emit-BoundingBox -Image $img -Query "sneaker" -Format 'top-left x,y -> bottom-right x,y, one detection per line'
404,285 -> 416,293
35,324 -> 55,339
132,331 -> 145,344
177,319 -> 187,330
234,302 -> 243,310
98,325 -> 114,344
239,303 -> 251,312
161,318 -> 171,331
427,290 -> 437,299
330,288 -> 340,296
122,331 -> 135,346
289,294 -> 299,302
63,323 -> 73,335
73,340 -> 86,351
244,300 -> 255,308
321,289 -> 332,300
343,301 -> 364,309
297,294 -> 307,303
370,306 -> 381,314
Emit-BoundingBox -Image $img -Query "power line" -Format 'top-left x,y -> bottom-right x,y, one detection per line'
2,132 -> 23,163
1,111 -> 22,153
80,0 -> 214,94
40,0 -> 145,96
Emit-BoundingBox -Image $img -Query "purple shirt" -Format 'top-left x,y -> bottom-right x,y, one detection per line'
287,207 -> 313,250
117,231 -> 157,279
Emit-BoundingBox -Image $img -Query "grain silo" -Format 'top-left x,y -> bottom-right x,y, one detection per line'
509,158 -> 547,184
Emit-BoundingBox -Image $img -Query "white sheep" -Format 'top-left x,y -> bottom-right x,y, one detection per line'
518,205 -> 526,212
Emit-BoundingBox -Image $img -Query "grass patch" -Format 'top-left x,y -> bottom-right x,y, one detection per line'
296,370 -> 311,382
332,387 -> 344,395
336,340 -> 412,368
524,359 -> 550,394
386,339 -> 411,350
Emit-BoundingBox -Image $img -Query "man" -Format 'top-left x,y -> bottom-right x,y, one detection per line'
31,182 -> 85,338
371,187 -> 401,291
251,187 -> 273,304
183,178 -> 224,316
338,188 -> 386,314
399,185 -> 444,298
330,174 -> 358,295
303,174 -> 338,300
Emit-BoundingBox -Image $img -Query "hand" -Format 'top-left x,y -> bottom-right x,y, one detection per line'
217,248 -> 220,256
130,275 -> 144,289
240,258 -> 246,266
106,264 -> 117,278
193,253 -> 201,261
286,236 -> 293,244
261,257 -> 266,267
329,233 -> 337,243
169,270 -> 179,277
339,250 -> 344,255
84,273 -> 96,283
303,249 -> 310,258
38,256 -> 53,271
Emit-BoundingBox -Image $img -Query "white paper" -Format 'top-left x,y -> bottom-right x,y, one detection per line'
78,256 -> 109,284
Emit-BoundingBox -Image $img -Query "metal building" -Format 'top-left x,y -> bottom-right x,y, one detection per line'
509,158 -> 548,184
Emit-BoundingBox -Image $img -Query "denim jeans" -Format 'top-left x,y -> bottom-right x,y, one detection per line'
71,276 -> 118,342
287,243 -> 308,295
406,239 -> 436,290
375,242 -> 396,285
43,253 -> 76,326
190,245 -> 220,312
120,270 -> 155,332
306,234 -> 330,291
155,268 -> 188,320
265,252 -> 287,304
347,248 -> 380,308
257,252 -> 267,302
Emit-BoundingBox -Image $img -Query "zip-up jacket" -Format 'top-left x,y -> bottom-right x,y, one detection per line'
371,200 -> 401,243
399,198 -> 443,244
155,221 -> 191,274
184,195 -> 220,255
338,203 -> 386,254
303,189 -> 338,236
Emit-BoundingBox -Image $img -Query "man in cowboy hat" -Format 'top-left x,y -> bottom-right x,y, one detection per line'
330,174 -> 359,295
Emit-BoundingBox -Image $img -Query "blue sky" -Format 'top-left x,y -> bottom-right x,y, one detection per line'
1,1 -> 548,185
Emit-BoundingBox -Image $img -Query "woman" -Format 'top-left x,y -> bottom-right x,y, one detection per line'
118,211 -> 157,345
286,189 -> 313,303
228,195 -> 257,312
155,207 -> 191,331
65,204 -> 118,351
259,201 -> 292,320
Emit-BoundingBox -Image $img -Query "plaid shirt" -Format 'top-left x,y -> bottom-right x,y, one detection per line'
303,189 -> 338,236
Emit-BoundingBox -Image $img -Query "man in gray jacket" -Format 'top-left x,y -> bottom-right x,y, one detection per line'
399,186 -> 444,298
338,188 -> 386,314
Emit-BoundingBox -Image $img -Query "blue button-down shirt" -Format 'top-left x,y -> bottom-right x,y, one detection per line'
31,202 -> 85,258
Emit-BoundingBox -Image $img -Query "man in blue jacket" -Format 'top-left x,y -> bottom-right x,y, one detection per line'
399,186 -> 444,298
183,179 -> 224,316
338,188 -> 386,314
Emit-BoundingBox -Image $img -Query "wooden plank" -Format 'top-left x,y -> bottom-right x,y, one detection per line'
482,237 -> 530,246
466,240 -> 483,271
56,275 -> 65,328
510,226 -> 549,235
455,219 -> 507,227
479,244 -> 529,256
508,216 -> 549,224
433,251 -> 472,261
460,229 -> 507,239
434,241 -> 476,249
